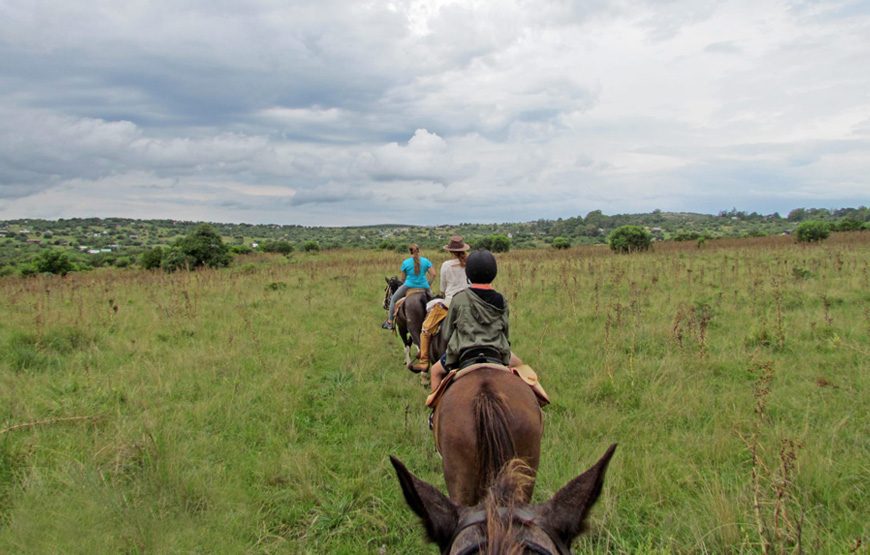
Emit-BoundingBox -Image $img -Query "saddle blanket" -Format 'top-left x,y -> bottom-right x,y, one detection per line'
425,363 -> 550,409
393,288 -> 429,319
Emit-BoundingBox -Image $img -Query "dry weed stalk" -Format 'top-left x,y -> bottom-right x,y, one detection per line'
821,295 -> 833,327
0,415 -> 104,435
771,279 -> 786,351
738,361 -> 805,555
671,302 -> 713,354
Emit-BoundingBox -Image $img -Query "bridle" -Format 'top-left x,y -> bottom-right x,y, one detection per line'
446,506 -> 570,555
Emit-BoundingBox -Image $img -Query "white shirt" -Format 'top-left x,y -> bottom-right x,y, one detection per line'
440,258 -> 469,306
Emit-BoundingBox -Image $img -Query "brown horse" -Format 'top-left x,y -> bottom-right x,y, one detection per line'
383,276 -> 445,370
433,366 -> 544,506
390,444 -> 617,554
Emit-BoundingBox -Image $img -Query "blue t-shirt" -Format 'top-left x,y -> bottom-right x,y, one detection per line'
401,256 -> 432,288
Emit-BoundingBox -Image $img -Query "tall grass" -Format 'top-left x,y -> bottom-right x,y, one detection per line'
0,234 -> 867,553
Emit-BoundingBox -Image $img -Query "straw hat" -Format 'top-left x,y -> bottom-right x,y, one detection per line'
444,235 -> 471,252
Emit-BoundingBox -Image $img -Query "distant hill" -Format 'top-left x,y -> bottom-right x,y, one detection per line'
1,207 -> 867,275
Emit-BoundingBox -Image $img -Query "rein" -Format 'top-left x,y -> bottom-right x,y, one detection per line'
446,507 -> 570,555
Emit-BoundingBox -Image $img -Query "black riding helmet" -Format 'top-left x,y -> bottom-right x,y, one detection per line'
466,249 -> 498,284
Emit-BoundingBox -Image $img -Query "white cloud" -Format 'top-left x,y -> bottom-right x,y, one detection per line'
0,0 -> 868,225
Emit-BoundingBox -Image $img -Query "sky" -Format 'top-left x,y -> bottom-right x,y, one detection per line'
0,0 -> 868,226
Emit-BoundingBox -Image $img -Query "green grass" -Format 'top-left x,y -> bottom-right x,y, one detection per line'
0,235 -> 867,553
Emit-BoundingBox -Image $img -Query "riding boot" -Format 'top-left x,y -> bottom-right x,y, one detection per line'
410,331 -> 431,372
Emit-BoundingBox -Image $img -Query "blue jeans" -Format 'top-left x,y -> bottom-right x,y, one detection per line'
387,285 -> 408,323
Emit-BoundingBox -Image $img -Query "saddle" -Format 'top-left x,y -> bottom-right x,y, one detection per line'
425,363 -> 550,410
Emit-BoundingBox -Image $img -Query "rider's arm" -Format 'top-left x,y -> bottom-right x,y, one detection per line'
426,265 -> 436,286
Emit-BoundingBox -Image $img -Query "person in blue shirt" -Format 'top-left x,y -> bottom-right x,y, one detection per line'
383,243 -> 436,330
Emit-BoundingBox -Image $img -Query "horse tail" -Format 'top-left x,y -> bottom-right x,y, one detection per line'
473,381 -> 516,500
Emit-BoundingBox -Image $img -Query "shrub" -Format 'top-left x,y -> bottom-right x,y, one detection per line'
608,225 -> 652,253
231,245 -> 253,255
552,237 -> 571,249
672,231 -> 701,241
795,220 -> 830,243
34,250 -> 74,276
262,240 -> 294,255
832,218 -> 863,232
161,248 -> 195,272
302,241 -> 320,253
140,247 -> 164,270
475,234 -> 511,253
168,224 -> 231,269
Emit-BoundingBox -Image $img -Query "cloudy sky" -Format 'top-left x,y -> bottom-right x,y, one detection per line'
1,0 -> 868,225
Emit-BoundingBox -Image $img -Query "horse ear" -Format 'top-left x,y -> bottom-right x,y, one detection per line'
389,456 -> 459,549
536,444 -> 617,547
385,276 -> 390,283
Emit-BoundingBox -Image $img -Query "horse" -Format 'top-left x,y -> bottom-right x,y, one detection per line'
383,276 -> 445,370
432,366 -> 544,506
390,444 -> 617,554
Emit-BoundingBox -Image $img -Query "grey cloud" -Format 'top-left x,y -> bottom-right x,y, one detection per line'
1,1 -> 869,224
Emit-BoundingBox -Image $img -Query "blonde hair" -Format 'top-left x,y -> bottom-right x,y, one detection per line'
409,243 -> 421,274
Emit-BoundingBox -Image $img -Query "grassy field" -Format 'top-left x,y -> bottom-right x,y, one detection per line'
0,234 -> 867,553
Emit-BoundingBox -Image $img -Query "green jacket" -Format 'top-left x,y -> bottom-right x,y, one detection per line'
442,288 -> 511,369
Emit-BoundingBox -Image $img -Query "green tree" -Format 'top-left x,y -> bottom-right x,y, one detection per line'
302,240 -> 320,253
489,234 -> 511,253
140,247 -> 164,270
171,224 -> 231,269
262,240 -> 294,255
608,225 -> 652,253
832,218 -> 862,232
552,237 -> 571,249
161,248 -> 195,272
787,208 -> 807,222
34,250 -> 74,276
474,234 -> 511,253
795,220 -> 830,243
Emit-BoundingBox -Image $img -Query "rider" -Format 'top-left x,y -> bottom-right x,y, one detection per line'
383,243 -> 436,330
409,235 -> 470,372
428,249 -> 524,392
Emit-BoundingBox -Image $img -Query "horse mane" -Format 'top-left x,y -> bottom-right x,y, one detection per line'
473,381 -> 517,502
484,459 -> 536,555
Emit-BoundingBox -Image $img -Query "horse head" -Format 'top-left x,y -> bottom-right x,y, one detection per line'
390,444 -> 616,554
384,275 -> 401,310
